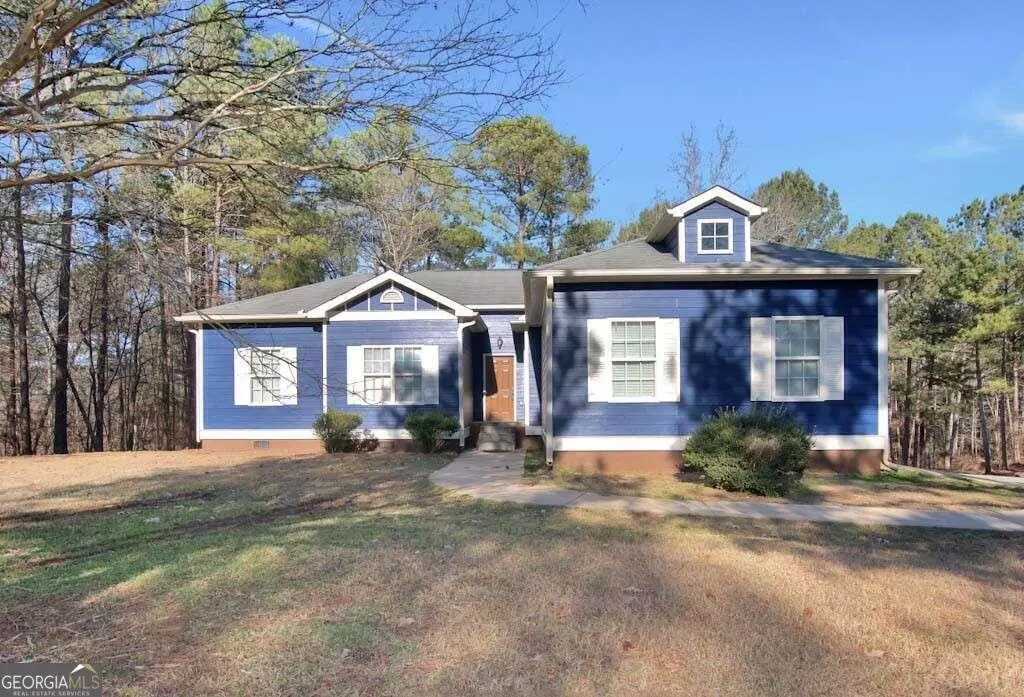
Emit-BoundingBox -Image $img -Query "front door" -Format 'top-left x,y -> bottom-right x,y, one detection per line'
484,355 -> 515,422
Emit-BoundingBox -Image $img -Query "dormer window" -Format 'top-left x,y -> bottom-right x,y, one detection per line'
697,219 -> 733,254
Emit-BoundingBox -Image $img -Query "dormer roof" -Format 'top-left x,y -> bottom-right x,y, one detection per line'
647,185 -> 767,242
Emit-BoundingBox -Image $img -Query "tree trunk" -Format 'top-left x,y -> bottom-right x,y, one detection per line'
53,181 -> 73,454
899,357 -> 913,466
12,138 -> 34,455
998,337 -> 1009,471
975,342 -> 992,474
945,393 -> 959,469
5,306 -> 18,454
90,206 -> 110,452
159,285 -> 173,449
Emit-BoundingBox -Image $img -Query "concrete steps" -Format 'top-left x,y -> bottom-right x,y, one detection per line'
476,422 -> 517,452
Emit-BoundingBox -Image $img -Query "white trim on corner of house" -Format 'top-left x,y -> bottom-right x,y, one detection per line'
677,218 -> 685,262
191,328 -> 203,443
550,434 -> 885,452
744,216 -> 751,263
695,218 -> 734,255
877,278 -> 889,457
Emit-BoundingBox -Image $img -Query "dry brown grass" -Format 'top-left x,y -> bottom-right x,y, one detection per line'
534,463 -> 1024,511
2,450 -> 1023,696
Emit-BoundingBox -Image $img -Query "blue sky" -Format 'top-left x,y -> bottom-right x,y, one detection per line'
534,0 -> 1024,229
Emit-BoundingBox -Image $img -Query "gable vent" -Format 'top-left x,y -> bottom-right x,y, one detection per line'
380,288 -> 404,305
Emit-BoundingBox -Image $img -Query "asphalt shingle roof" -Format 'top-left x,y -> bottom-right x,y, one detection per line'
189,269 -> 525,317
184,240 -> 914,319
534,239 -> 912,271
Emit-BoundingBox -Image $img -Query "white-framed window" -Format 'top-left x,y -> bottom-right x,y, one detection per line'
233,346 -> 298,406
773,317 -> 821,400
361,346 -> 424,405
250,348 -> 284,405
610,319 -> 657,399
697,219 -> 733,254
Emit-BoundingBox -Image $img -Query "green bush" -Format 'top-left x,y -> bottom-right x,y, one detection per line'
313,410 -> 364,453
405,411 -> 459,452
683,407 -> 811,496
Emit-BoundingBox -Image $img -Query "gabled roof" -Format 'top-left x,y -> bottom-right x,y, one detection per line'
175,269 -> 525,322
532,239 -> 920,277
649,185 -> 768,242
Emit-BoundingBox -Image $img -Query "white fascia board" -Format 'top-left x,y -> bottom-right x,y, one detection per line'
304,270 -> 477,319
174,313 -> 312,323
468,303 -> 525,311
551,435 -> 884,451
531,267 -> 922,281
666,186 -> 768,219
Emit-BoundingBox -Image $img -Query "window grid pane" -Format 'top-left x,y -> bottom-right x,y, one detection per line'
611,320 -> 657,399
362,346 -> 424,404
699,221 -> 730,252
774,319 -> 822,399
250,349 -> 282,404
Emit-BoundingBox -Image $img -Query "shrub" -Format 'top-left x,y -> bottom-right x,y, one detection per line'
684,407 -> 811,496
313,410 -> 363,453
405,410 -> 459,452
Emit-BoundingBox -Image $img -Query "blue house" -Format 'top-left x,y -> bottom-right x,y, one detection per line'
176,187 -> 919,473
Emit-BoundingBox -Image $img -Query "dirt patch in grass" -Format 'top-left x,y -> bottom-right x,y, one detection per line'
528,463 -> 1024,510
2,450 -> 1023,696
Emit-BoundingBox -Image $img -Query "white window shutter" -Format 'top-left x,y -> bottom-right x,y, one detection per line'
656,318 -> 681,402
278,347 -> 298,405
821,317 -> 845,400
749,318 -> 773,401
233,348 -> 252,406
346,345 -> 366,405
586,318 -> 611,402
422,345 -> 440,404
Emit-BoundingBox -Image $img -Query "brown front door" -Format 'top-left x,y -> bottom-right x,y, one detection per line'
484,355 -> 515,422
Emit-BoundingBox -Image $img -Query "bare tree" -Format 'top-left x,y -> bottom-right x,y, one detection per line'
1,0 -> 561,191
670,122 -> 741,198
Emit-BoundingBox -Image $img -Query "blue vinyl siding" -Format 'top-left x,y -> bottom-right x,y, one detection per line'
682,201 -> 747,264
326,319 -> 460,428
552,280 -> 878,438
203,323 -> 324,429
470,313 -> 526,422
528,326 -> 542,425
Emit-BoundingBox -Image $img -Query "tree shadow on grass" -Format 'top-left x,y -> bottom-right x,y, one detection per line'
1,453 -> 1020,696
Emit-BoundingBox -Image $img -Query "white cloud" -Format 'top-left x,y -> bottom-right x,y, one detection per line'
922,134 -> 996,160
997,109 -> 1024,133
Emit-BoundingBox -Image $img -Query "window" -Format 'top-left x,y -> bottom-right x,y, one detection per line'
611,320 -> 657,399
774,318 -> 821,399
362,346 -> 423,404
250,348 -> 284,405
698,219 -> 732,254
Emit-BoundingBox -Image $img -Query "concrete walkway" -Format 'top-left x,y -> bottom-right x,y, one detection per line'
430,451 -> 1024,533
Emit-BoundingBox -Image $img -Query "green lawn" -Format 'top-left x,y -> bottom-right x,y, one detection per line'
2,450 -> 1022,696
